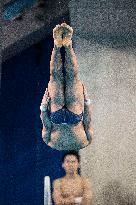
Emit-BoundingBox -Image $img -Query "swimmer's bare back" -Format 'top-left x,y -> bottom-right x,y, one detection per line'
49,121 -> 89,149
53,176 -> 92,205
40,88 -> 91,150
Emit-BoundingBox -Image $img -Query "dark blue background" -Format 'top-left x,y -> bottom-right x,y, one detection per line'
1,36 -> 66,205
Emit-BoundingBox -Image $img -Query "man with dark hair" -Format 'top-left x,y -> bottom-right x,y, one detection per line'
53,151 -> 92,204
62,151 -> 80,163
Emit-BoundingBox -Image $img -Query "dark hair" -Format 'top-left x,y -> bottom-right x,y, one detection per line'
62,151 -> 80,163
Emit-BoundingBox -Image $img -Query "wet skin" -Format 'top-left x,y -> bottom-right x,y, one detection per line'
40,23 -> 93,150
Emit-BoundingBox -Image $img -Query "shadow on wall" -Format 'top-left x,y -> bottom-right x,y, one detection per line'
102,181 -> 136,205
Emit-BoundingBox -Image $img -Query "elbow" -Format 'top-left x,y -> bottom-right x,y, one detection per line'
53,196 -> 62,205
42,120 -> 52,130
82,193 -> 92,205
86,132 -> 92,144
83,198 -> 92,205
84,127 -> 93,144
53,200 -> 62,205
42,130 -> 51,144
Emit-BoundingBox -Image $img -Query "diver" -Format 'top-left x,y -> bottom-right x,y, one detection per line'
40,23 -> 93,150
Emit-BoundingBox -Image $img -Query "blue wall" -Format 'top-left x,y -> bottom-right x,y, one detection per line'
1,36 -> 65,205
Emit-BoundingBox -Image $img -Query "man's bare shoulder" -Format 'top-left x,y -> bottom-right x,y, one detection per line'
53,177 -> 64,186
80,176 -> 91,186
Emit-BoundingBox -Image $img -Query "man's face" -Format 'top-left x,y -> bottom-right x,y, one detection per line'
63,155 -> 80,174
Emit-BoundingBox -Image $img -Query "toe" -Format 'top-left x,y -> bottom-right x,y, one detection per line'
61,22 -> 67,27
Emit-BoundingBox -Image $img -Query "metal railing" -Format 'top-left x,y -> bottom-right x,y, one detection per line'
44,176 -> 52,205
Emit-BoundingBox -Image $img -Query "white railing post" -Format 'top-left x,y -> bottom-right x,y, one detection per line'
44,176 -> 52,205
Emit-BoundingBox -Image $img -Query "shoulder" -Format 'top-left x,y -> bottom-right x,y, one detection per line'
80,177 -> 91,187
81,176 -> 90,182
53,177 -> 64,187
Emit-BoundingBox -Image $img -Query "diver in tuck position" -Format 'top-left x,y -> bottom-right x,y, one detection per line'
40,23 -> 93,150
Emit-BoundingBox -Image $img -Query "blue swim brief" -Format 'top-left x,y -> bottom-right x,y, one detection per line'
49,107 -> 83,125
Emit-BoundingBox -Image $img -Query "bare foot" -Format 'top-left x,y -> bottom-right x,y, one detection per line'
61,23 -> 73,47
53,24 -> 63,48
